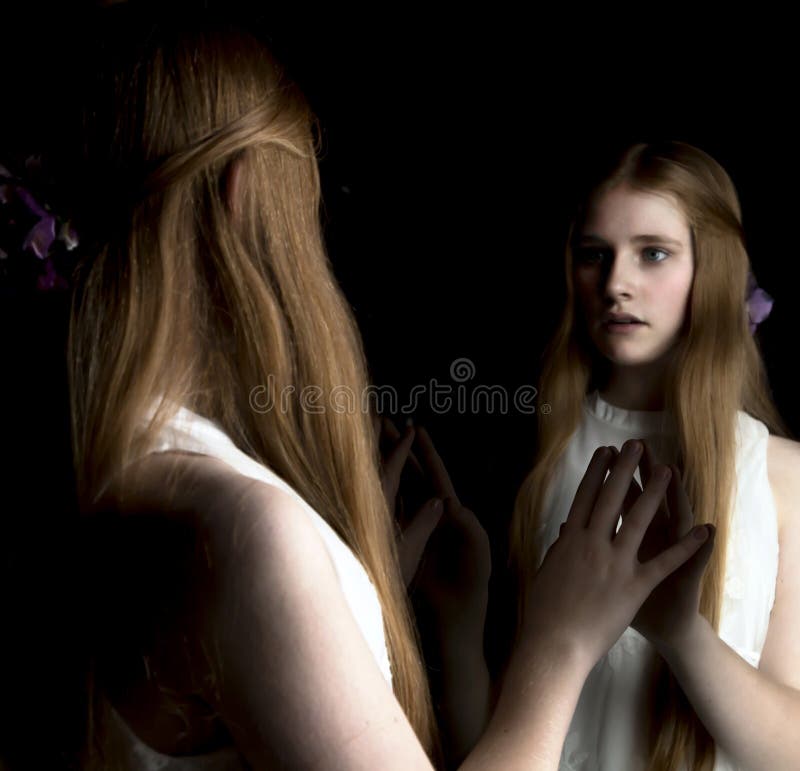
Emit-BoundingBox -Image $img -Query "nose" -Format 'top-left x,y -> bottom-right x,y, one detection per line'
603,252 -> 635,303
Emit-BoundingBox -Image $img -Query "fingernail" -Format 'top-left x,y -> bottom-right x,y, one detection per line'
657,466 -> 672,483
432,498 -> 443,512
624,440 -> 642,457
693,525 -> 709,541
405,416 -> 414,428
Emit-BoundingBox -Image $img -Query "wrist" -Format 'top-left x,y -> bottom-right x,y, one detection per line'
517,612 -> 600,681
426,616 -> 487,669
513,632 -> 597,685
653,612 -> 711,662
426,590 -> 488,640
492,633 -> 592,733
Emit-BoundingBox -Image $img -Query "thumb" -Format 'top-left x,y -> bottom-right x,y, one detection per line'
398,497 -> 444,587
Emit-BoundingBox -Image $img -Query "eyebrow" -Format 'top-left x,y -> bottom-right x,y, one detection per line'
578,233 -> 684,248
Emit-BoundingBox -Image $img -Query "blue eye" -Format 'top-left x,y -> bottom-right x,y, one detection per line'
643,247 -> 670,263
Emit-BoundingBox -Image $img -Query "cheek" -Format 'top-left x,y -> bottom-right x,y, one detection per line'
658,274 -> 694,324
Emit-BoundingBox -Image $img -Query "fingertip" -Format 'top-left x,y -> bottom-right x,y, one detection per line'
657,465 -> 672,484
692,524 -> 709,542
595,445 -> 614,462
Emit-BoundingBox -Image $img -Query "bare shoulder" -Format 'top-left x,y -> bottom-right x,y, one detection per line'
91,449 -> 322,645
101,453 -> 429,769
758,437 -> 800,688
98,450 -> 328,585
766,435 -> 800,535
92,451 -> 363,756
99,450 -> 277,518
163,453 -> 333,583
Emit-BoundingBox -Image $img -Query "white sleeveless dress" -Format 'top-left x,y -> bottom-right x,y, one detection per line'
535,391 -> 780,771
101,401 -> 393,770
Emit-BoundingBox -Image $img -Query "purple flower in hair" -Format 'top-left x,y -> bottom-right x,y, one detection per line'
746,271 -> 773,334
15,186 -> 57,258
23,212 -> 57,259
0,156 -> 79,292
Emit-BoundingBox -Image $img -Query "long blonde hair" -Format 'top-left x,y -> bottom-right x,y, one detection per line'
64,12 -> 437,766
509,140 -> 789,770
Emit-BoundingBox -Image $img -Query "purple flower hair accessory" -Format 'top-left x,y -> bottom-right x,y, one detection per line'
0,155 -> 79,293
746,271 -> 773,334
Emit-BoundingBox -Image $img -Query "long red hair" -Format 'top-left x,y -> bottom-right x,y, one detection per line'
62,12 -> 437,768
510,140 -> 788,770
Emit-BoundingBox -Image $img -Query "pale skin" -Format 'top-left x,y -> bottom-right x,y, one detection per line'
573,182 -> 800,769
94,438 -> 710,771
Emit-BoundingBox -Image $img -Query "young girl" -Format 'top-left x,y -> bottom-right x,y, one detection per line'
509,140 -> 800,770
7,8 -> 712,770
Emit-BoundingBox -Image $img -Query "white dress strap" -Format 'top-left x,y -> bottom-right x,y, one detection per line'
98,399 -> 393,769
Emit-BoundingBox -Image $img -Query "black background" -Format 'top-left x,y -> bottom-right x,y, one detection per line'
260,16 -> 800,533
2,6 -> 798,571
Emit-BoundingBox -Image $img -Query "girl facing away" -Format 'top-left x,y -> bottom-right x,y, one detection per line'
509,140 -> 800,770
2,7 -> 713,770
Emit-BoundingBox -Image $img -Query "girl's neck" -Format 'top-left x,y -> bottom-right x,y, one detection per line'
599,363 -> 669,412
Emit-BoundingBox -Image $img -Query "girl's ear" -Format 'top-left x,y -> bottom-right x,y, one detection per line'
222,155 -> 244,222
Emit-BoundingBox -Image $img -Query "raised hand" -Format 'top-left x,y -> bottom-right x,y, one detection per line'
374,414 -> 444,587
408,426 -> 491,615
375,415 -> 491,765
624,441 -> 717,651
521,440 -> 713,673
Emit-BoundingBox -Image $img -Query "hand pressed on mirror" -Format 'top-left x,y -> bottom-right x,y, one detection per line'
410,427 -> 491,615
375,415 -> 491,768
375,414 -> 444,587
616,441 -> 717,652
476,441 -> 714,771
520,441 -> 712,673
375,414 -> 490,604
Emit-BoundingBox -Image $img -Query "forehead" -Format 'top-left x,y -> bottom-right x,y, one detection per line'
581,185 -> 690,241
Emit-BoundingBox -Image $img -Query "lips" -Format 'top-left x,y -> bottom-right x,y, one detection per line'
603,312 -> 644,324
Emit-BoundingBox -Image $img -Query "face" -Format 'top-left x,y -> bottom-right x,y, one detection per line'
573,184 -> 694,370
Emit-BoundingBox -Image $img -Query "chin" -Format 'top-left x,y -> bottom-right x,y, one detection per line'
597,343 -> 676,370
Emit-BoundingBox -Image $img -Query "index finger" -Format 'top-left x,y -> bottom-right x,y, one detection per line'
382,425 -> 416,494
639,437 -> 670,539
381,416 -> 424,476
564,446 -> 614,530
666,465 -> 695,540
588,440 -> 644,535
413,426 -> 459,505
